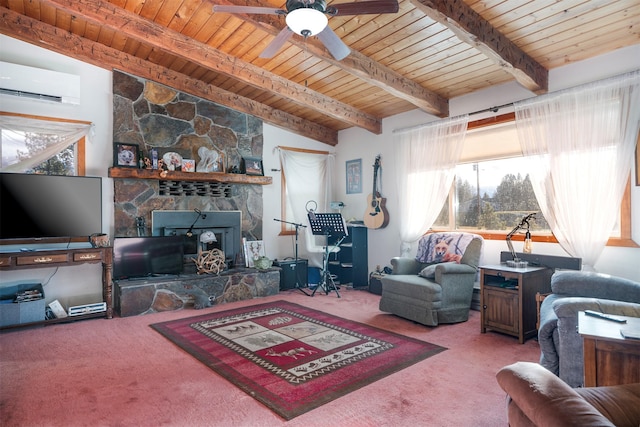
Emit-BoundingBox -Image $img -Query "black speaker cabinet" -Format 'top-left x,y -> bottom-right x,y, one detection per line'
273,259 -> 308,290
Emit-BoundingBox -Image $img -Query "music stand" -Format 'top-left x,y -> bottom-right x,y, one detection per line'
307,212 -> 347,297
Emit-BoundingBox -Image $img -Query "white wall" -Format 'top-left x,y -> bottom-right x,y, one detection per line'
335,44 -> 640,281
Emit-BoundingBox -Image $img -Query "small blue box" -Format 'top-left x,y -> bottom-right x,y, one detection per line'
308,267 -> 321,287
0,283 -> 45,327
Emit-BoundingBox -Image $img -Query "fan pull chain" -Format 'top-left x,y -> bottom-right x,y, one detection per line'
304,40 -> 310,88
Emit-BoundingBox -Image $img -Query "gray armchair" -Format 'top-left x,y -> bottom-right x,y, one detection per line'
379,232 -> 483,326
538,270 -> 640,387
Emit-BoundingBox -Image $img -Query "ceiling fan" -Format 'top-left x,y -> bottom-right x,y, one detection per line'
213,0 -> 400,61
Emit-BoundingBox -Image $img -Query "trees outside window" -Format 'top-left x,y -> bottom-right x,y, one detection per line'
434,156 -> 625,241
4,129 -> 76,175
0,112 -> 90,176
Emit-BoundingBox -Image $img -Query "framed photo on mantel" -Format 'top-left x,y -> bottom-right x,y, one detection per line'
242,156 -> 264,176
114,143 -> 139,168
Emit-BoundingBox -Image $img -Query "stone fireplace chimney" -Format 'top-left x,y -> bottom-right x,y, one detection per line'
111,70 -> 265,243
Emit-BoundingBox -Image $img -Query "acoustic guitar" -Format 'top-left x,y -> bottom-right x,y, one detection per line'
363,155 -> 389,229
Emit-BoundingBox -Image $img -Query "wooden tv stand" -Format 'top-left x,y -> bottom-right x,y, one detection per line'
0,246 -> 113,329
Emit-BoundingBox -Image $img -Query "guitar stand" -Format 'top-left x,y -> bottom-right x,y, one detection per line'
307,212 -> 347,298
274,218 -> 310,296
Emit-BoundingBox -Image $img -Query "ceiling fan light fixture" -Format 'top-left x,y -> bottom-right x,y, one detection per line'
286,8 -> 328,37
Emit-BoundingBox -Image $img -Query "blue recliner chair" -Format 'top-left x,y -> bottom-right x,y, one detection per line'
379,232 -> 483,326
538,270 -> 640,387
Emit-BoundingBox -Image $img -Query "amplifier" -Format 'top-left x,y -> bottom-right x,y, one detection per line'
273,259 -> 308,290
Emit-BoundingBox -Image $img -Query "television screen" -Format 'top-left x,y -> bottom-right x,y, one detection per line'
0,173 -> 102,241
113,236 -> 185,280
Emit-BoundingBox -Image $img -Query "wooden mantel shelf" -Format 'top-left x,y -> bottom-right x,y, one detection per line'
108,167 -> 272,185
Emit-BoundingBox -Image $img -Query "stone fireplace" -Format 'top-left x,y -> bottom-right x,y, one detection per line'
110,71 -> 278,316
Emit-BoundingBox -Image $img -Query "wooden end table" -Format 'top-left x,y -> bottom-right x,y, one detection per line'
578,311 -> 640,387
480,264 -> 552,343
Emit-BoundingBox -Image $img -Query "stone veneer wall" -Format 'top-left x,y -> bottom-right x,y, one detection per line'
111,70 -> 264,239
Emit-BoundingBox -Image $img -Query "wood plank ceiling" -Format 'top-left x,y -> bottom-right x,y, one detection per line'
1,0 -> 639,145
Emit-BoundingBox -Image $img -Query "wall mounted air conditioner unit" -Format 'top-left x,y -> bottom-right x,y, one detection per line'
0,61 -> 80,105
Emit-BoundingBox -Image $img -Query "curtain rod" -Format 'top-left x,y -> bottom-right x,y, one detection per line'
393,69 -> 639,133
393,102 -> 515,133
468,102 -> 515,116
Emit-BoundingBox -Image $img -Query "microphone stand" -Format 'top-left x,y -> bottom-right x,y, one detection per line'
274,218 -> 310,296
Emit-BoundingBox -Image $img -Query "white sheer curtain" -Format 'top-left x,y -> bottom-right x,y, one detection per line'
393,115 -> 469,256
515,70 -> 640,270
278,147 -> 334,267
0,114 -> 93,172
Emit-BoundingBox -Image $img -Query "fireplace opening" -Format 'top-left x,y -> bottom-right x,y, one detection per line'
151,210 -> 242,271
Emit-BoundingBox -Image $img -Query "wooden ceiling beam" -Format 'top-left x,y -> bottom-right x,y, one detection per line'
411,0 -> 548,94
38,0 -> 381,134
215,0 -> 449,117
0,7 -> 338,145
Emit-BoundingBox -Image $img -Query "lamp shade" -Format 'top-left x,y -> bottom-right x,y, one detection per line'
286,8 -> 328,36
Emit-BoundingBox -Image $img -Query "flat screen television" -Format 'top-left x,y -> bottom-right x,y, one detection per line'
0,172 -> 103,242
113,236 -> 185,280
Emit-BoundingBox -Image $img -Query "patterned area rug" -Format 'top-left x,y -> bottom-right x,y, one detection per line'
151,300 -> 446,420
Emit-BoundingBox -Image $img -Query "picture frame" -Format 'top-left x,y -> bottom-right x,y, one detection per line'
346,158 -> 362,194
243,239 -> 265,268
196,147 -> 225,173
242,156 -> 264,176
114,143 -> 140,168
182,159 -> 195,172
212,151 -> 226,173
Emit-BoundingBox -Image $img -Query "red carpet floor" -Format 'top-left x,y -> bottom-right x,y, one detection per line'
0,287 -> 541,426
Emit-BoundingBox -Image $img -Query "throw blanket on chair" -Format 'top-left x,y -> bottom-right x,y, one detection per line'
415,233 -> 476,265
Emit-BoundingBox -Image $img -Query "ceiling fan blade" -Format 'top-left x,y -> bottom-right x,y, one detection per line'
329,0 -> 399,16
317,27 -> 350,61
259,27 -> 294,58
213,5 -> 283,15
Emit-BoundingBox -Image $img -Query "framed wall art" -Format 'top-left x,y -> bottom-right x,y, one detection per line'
114,143 -> 139,168
346,158 -> 362,194
242,156 -> 264,176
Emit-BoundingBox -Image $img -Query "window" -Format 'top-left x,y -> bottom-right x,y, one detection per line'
432,113 -> 634,247
278,147 -> 333,235
0,112 -> 89,175
434,157 -> 550,233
